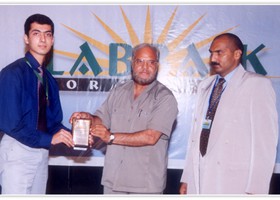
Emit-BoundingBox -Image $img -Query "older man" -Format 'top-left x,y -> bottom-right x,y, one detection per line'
70,43 -> 178,194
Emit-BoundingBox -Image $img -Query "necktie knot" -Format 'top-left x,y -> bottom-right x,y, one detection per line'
209,77 -> 225,108
217,77 -> 225,86
38,66 -> 43,75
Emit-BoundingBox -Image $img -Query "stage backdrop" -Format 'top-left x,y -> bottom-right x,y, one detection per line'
0,4 -> 280,171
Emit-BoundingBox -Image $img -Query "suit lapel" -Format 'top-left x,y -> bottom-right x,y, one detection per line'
206,65 -> 247,155
192,75 -> 216,190
195,76 -> 216,145
197,75 -> 217,114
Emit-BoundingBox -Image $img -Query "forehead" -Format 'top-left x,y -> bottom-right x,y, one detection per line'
134,46 -> 157,58
29,22 -> 52,32
210,37 -> 231,51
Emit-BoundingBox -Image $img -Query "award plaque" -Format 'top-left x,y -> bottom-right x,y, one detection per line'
72,119 -> 91,150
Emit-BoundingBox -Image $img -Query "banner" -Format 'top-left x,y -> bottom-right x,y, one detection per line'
0,4 -> 279,171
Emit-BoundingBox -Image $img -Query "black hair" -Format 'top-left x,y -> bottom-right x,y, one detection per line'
213,33 -> 244,56
24,13 -> 54,36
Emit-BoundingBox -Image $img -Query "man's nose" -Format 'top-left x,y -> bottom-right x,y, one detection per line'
40,33 -> 46,42
210,53 -> 217,62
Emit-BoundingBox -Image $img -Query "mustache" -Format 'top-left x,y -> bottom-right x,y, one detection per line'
210,61 -> 220,66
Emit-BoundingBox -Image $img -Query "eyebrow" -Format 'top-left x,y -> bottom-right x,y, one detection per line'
209,49 -> 222,53
30,29 -> 52,33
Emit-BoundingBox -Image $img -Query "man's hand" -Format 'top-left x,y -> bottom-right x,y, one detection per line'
179,182 -> 187,194
51,129 -> 74,148
91,124 -> 111,144
69,112 -> 93,124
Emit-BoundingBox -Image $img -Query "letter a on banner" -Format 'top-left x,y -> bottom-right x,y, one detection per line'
70,42 -> 102,76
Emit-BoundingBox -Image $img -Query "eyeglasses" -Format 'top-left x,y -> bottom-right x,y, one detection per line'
133,58 -> 158,67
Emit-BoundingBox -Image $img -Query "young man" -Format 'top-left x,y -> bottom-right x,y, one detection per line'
0,13 -> 74,194
70,43 -> 178,194
180,33 -> 278,194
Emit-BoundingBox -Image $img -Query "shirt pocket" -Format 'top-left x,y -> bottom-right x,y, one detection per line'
132,109 -> 150,130
110,108 -> 129,132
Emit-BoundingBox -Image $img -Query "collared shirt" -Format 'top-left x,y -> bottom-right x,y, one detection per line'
214,65 -> 238,89
199,65 -> 241,191
0,52 -> 67,149
203,66 -> 239,120
94,79 -> 178,193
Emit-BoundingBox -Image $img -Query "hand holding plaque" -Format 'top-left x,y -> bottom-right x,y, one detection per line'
72,118 -> 91,150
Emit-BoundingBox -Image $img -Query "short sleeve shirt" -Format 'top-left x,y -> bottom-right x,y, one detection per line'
94,80 -> 178,193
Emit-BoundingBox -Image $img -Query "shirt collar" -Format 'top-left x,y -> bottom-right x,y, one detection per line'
25,51 -> 41,70
215,65 -> 239,84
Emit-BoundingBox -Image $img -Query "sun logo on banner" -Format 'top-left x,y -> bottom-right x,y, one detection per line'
51,6 -> 267,92
48,6 -> 267,91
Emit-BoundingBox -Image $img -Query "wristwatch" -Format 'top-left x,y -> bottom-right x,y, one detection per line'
108,133 -> 115,145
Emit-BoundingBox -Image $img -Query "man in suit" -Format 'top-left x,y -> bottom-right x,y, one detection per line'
179,33 -> 278,194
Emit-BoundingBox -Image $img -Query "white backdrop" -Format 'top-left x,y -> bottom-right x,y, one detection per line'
0,4 -> 280,171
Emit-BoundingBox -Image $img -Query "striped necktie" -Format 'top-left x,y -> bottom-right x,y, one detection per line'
199,78 -> 225,156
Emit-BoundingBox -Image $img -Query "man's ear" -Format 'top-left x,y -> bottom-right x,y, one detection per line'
24,34 -> 29,45
51,36 -> 55,46
234,49 -> 242,60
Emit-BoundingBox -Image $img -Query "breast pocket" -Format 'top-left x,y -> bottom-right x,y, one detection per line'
129,109 -> 152,132
110,107 -> 151,132
111,108 -> 129,131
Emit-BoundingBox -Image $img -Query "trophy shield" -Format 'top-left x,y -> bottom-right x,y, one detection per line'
72,119 -> 91,150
